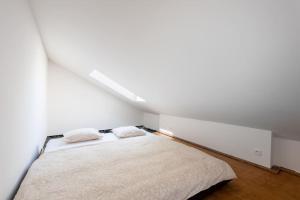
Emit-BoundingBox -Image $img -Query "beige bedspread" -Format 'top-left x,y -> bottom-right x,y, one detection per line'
15,135 -> 236,200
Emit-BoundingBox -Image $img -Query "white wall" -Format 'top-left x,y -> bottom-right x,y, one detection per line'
159,115 -> 272,168
48,62 -> 143,135
0,1 -> 48,199
143,113 -> 159,130
31,0 -> 300,141
272,137 -> 300,173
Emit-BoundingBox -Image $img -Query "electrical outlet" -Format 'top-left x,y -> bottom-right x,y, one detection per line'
254,149 -> 263,156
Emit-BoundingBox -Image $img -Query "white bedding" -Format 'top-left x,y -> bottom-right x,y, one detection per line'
45,133 -> 118,152
15,134 -> 236,200
45,131 -> 150,152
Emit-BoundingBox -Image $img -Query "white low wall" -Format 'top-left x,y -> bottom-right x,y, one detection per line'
272,137 -> 300,173
159,114 -> 272,168
143,113 -> 160,130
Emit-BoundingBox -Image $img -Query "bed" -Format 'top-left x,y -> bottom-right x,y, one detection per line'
15,133 -> 236,200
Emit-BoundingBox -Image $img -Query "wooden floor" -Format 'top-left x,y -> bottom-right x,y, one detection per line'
155,132 -> 300,200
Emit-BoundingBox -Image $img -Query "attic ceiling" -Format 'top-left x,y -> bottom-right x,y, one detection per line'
30,0 -> 300,140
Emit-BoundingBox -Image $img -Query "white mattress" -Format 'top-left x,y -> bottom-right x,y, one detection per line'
45,131 -> 151,153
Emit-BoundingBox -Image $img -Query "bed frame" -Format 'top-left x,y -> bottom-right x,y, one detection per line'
188,180 -> 231,199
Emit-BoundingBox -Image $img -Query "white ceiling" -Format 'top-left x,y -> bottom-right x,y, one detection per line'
30,0 -> 300,140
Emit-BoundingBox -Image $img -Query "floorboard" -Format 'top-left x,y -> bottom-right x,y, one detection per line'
154,132 -> 300,200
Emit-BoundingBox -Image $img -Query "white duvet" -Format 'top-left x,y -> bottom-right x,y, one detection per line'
15,135 -> 236,200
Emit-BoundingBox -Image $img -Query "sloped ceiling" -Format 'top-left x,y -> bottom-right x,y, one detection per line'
30,0 -> 300,140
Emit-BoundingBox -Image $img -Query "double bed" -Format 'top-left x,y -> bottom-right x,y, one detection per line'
15,132 -> 236,200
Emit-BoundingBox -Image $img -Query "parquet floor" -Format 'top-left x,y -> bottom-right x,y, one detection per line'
155,132 -> 300,200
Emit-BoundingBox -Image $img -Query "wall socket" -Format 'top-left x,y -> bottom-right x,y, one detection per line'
254,149 -> 263,156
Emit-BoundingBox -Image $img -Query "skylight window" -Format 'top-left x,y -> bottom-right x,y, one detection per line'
89,70 -> 146,102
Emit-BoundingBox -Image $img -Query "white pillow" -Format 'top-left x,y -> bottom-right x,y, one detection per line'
112,126 -> 145,138
63,128 -> 103,143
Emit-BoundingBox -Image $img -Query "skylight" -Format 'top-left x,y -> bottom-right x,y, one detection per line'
89,70 -> 146,102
